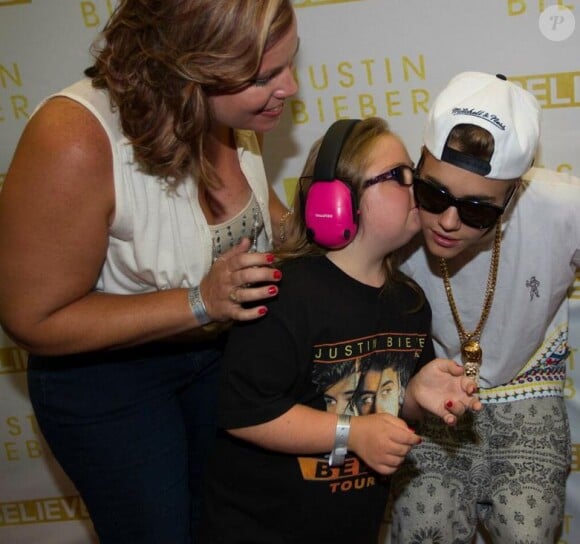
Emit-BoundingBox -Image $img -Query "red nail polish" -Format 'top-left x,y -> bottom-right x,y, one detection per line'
268,286 -> 278,295
445,400 -> 454,409
266,254 -> 274,263
258,307 -> 267,315
273,270 -> 282,280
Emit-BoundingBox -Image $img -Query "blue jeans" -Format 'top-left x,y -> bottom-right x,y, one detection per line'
27,341 -> 223,544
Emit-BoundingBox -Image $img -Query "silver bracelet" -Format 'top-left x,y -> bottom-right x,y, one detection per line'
328,414 -> 351,466
187,285 -> 211,325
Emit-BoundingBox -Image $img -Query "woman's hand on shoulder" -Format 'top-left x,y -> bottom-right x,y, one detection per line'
201,237 -> 282,322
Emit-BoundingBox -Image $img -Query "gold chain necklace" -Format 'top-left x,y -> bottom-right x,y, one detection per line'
439,222 -> 502,386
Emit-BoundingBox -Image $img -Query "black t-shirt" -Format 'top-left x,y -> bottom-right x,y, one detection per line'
199,256 -> 434,543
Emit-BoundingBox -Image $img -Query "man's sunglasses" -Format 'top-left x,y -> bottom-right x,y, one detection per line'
413,176 -> 512,229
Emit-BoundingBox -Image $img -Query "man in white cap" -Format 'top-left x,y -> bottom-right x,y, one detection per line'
390,72 -> 580,543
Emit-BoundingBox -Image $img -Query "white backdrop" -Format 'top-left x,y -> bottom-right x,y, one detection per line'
1,1 -> 579,543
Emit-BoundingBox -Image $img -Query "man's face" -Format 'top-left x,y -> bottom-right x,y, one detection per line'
324,371 -> 359,415
356,366 -> 400,416
416,150 -> 516,259
374,366 -> 400,415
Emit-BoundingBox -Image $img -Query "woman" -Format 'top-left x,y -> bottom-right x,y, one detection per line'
0,1 -> 298,542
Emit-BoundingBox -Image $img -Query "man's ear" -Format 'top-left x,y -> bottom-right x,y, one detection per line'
503,179 -> 521,211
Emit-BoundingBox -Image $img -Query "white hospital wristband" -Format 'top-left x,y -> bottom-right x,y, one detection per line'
328,414 -> 351,466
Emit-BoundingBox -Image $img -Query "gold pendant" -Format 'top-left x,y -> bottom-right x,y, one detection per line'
461,339 -> 481,385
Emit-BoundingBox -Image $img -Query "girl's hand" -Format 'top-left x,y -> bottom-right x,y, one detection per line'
348,413 -> 421,475
404,358 -> 482,425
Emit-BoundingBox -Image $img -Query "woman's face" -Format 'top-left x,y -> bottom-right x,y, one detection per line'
207,15 -> 299,134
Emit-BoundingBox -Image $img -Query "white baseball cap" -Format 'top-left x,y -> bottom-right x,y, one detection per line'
423,72 -> 541,180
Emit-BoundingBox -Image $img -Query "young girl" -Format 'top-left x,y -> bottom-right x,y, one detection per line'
198,117 -> 481,543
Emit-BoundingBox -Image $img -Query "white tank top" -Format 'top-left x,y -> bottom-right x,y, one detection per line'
36,78 -> 273,294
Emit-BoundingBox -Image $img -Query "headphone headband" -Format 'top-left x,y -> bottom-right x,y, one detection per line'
313,119 -> 360,181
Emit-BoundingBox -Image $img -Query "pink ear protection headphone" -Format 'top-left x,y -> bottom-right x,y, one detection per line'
303,119 -> 361,249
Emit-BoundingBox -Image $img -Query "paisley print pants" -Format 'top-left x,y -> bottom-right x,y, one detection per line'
389,396 -> 571,544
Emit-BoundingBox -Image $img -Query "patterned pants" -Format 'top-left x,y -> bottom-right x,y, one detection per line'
389,396 -> 571,544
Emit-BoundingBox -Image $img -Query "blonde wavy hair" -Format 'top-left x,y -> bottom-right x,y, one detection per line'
277,117 -> 425,304
85,0 -> 294,188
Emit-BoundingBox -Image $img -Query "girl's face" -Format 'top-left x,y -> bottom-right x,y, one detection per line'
207,16 -> 299,134
357,134 -> 420,254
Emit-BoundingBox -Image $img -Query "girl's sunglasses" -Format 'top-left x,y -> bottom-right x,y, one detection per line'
413,176 -> 511,229
362,165 -> 414,189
